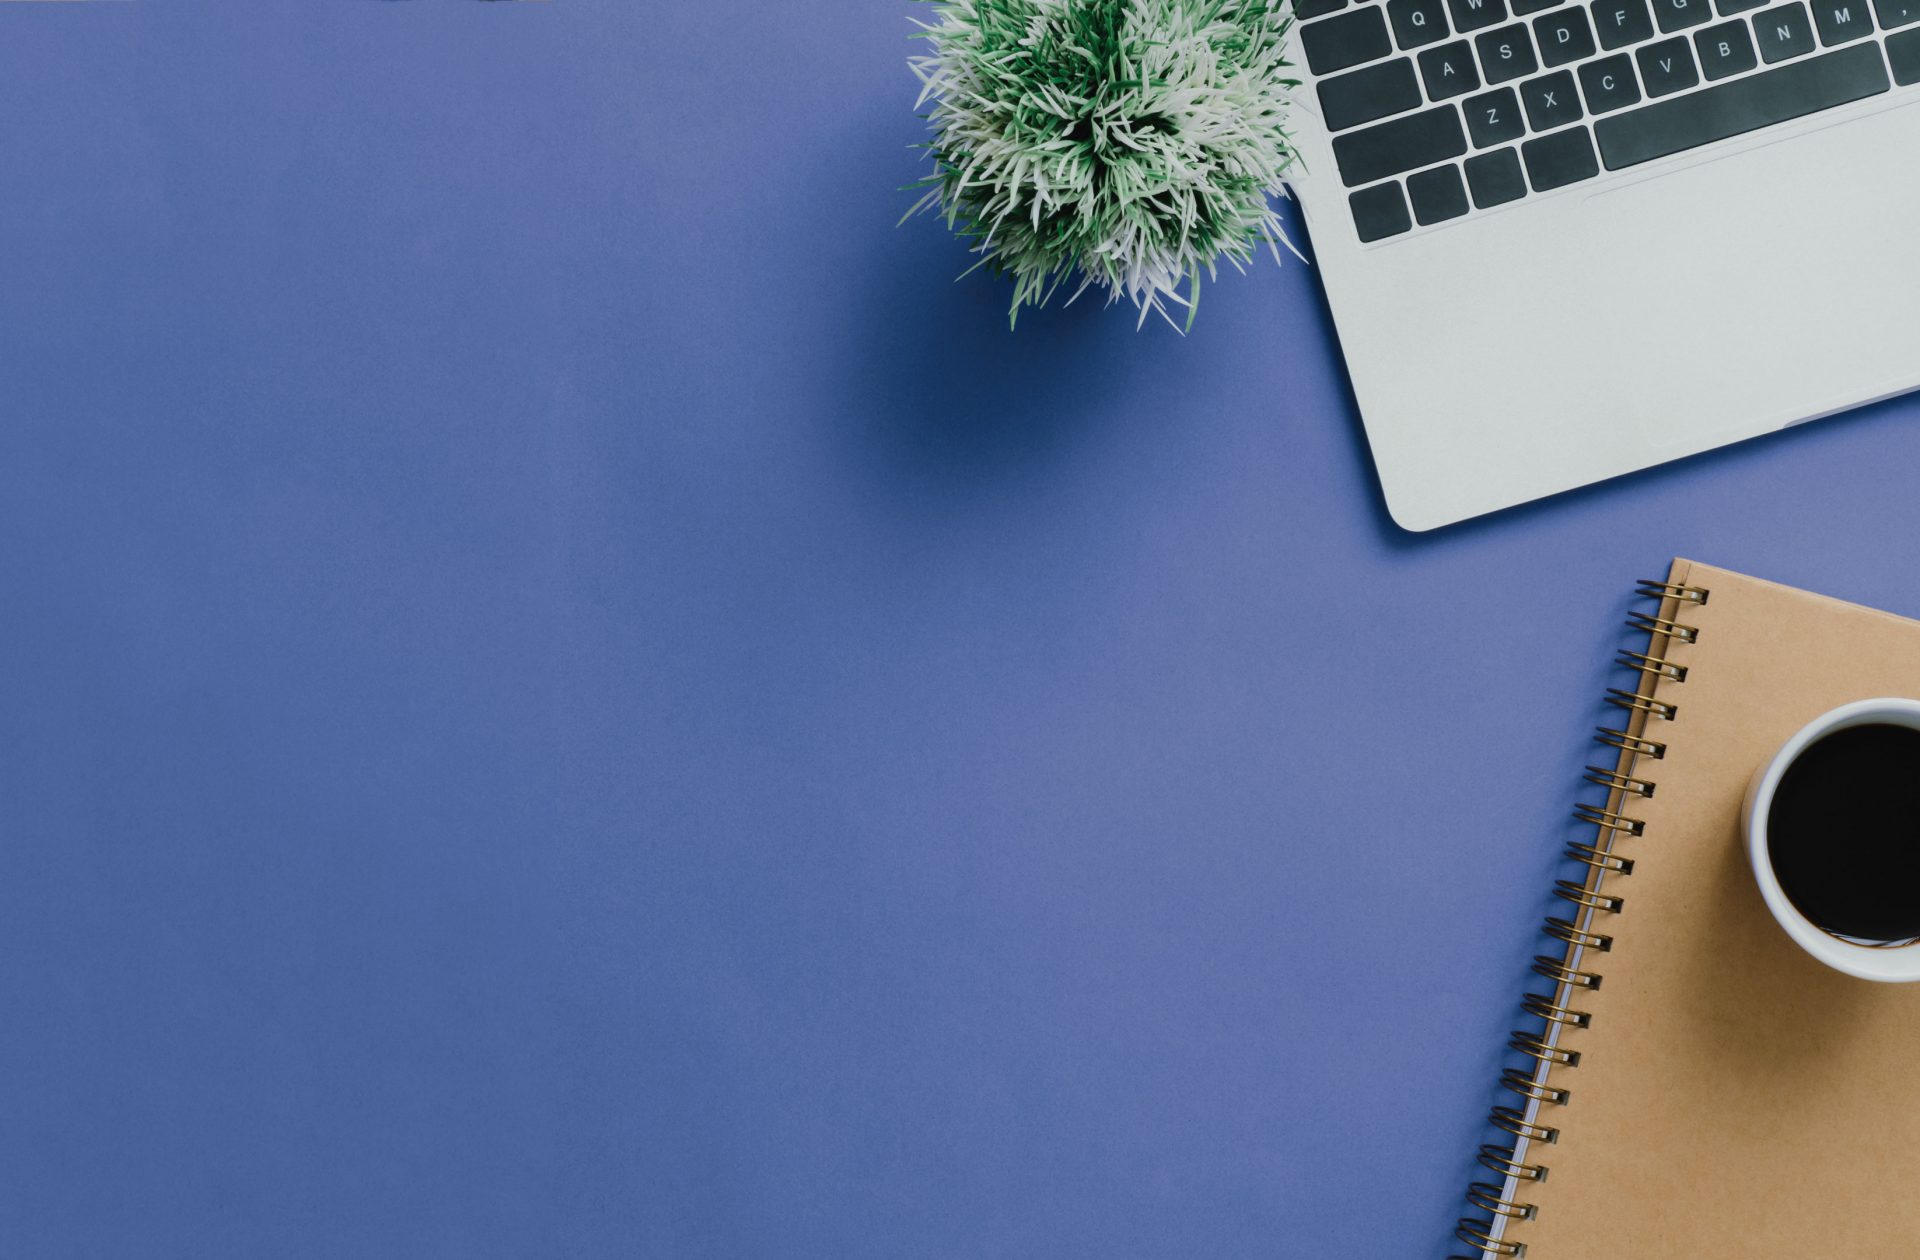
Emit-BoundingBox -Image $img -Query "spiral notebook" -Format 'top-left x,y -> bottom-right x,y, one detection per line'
1455,560 -> 1920,1259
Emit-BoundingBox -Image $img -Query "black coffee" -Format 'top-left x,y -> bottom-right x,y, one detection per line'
1768,723 -> 1920,942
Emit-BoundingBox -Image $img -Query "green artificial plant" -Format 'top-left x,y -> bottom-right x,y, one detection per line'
907,0 -> 1301,329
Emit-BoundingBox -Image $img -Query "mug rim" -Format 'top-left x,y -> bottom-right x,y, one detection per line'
1744,697 -> 1920,983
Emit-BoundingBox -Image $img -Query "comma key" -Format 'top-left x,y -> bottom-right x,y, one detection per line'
1876,0 -> 1920,26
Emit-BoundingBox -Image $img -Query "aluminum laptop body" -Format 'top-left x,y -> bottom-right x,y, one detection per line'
1284,0 -> 1920,529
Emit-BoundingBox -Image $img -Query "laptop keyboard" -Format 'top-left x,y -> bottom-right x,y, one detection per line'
1299,0 -> 1920,240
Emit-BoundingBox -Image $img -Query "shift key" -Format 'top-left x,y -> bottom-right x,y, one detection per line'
1332,107 -> 1470,187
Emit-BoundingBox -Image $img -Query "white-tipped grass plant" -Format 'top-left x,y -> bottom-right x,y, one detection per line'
908,0 -> 1303,329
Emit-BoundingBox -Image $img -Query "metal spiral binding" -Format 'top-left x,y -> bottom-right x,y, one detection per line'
1468,1183 -> 1537,1220
1594,727 -> 1666,759
1542,917 -> 1611,952
1520,992 -> 1592,1029
1490,1105 -> 1558,1144
1581,766 -> 1654,798
1563,843 -> 1632,876
1478,1143 -> 1548,1183
1616,649 -> 1687,682
1500,1067 -> 1570,1105
1572,803 -> 1644,836
1450,576 -> 1709,1260
1550,879 -> 1623,915
1626,611 -> 1699,644
1636,579 -> 1709,605
1508,1031 -> 1578,1068
1530,954 -> 1602,989
1604,688 -> 1678,721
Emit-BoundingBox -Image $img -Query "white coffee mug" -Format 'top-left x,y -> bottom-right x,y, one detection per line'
1743,697 -> 1920,983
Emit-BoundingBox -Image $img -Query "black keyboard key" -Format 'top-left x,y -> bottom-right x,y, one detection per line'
1718,0 -> 1768,14
1655,0 -> 1717,29
1595,42 -> 1888,166
1522,69 -> 1585,127
1593,0 -> 1659,45
1389,0 -> 1454,45
1408,164 -> 1473,221
1580,53 -> 1645,109
1695,18 -> 1761,72
1811,0 -> 1875,39
1420,40 -> 1485,95
1513,0 -> 1560,15
1522,126 -> 1601,188
1350,182 -> 1414,240
1891,26 -> 1920,77
1319,59 -> 1425,130
1465,86 -> 1528,142
1303,7 -> 1395,73
1754,1 -> 1818,57
1535,8 -> 1600,62
1296,0 -> 1351,19
1465,147 -> 1530,204
1877,0 -> 1920,26
1449,0 -> 1511,32
1333,105 -> 1471,184
1476,23 -> 1542,80
1637,36 -> 1703,91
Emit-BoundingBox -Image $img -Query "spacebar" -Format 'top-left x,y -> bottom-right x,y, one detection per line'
1594,44 -> 1890,170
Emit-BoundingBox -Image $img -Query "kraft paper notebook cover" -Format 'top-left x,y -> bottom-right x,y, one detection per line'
1455,560 -> 1920,1259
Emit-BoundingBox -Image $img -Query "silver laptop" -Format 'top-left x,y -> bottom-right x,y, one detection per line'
1284,0 -> 1920,530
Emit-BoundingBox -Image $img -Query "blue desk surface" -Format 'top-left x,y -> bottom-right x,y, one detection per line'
6,3 -> 1920,1255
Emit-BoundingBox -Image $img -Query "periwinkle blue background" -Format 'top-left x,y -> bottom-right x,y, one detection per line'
5,2 -> 1920,1256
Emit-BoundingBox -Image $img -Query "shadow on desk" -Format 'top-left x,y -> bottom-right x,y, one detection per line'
835,221 -> 1147,506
